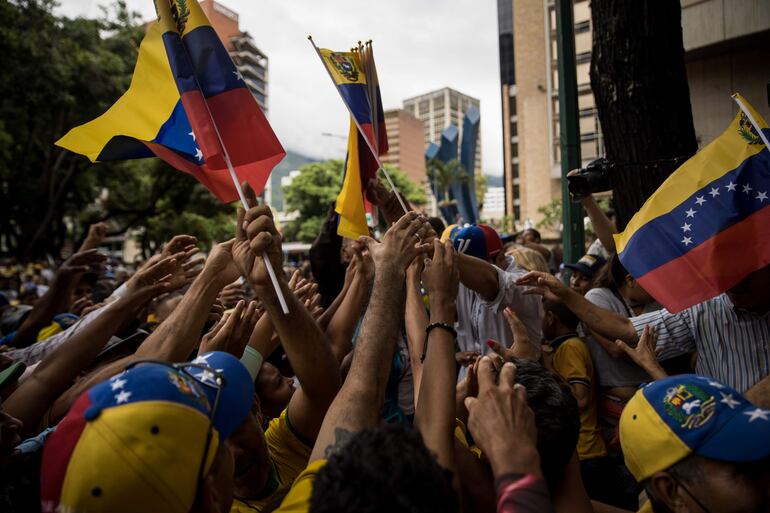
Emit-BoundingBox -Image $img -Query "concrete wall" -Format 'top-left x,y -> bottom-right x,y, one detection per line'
681,0 -> 770,51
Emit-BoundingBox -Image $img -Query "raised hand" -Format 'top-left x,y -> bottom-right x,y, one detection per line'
422,240 -> 459,303
203,239 -> 242,287
161,234 -> 198,259
123,254 -> 185,303
57,249 -> 106,279
615,324 -> 667,380
359,211 -> 430,273
199,299 -> 261,358
219,280 -> 246,309
233,205 -> 283,293
464,357 -> 541,478
515,270 -> 570,302
487,307 -> 537,361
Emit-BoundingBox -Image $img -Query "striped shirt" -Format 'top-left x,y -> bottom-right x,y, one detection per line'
630,294 -> 770,392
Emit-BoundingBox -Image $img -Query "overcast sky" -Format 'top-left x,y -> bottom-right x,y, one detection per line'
57,0 -> 504,175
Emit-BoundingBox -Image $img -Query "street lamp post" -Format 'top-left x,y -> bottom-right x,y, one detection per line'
555,0 -> 585,275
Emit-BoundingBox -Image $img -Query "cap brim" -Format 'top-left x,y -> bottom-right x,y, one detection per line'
697,405 -> 770,463
564,263 -> 593,277
0,361 -> 26,389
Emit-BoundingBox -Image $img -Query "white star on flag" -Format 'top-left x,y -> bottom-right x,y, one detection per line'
681,236 -> 693,246
695,196 -> 706,206
720,392 -> 740,409
757,191 -> 768,202
188,130 -> 196,142
685,208 -> 696,218
194,147 -> 203,161
707,380 -> 725,388
115,390 -> 132,404
193,354 -> 214,364
726,181 -> 737,192
708,187 -> 720,198
743,407 -> 770,423
233,69 -> 244,81
681,223 -> 692,233
743,184 -> 753,194
110,378 -> 127,391
196,369 -> 217,384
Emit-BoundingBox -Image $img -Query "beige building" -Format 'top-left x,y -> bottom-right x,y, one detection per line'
497,0 -> 770,226
381,109 -> 427,186
403,87 -> 482,175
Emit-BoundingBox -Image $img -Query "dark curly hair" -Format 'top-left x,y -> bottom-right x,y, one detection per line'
513,358 -> 580,488
310,423 -> 458,513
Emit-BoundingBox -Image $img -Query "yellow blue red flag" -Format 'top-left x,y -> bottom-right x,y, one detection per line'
56,0 -> 285,203
614,94 -> 770,312
316,45 -> 388,238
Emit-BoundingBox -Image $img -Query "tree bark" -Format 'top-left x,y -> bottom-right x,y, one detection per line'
590,0 -> 698,230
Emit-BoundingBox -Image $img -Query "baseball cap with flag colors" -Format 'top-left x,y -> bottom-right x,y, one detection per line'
40,352 -> 253,513
453,225 -> 489,261
620,374 -> 770,482
478,224 -> 503,258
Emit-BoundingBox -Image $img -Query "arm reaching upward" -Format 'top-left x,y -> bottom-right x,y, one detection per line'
309,211 -> 430,462
516,271 -> 638,343
414,240 -> 460,474
233,203 -> 340,443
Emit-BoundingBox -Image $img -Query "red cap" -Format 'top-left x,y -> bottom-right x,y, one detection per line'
478,224 -> 503,258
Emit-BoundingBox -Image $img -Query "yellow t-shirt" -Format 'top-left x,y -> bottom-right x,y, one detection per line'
231,409 -> 313,513
552,336 -> 607,460
273,459 -> 328,513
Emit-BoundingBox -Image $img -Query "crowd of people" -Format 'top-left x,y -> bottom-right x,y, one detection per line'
0,182 -> 768,513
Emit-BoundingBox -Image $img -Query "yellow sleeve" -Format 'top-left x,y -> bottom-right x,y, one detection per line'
265,409 -> 313,488
274,459 -> 328,513
552,339 -> 592,387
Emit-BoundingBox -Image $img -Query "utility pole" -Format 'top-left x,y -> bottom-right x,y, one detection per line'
555,0 -> 585,271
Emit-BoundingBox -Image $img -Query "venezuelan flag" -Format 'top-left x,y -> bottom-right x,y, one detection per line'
614,94 -> 770,312
317,47 -> 385,238
56,0 -> 284,203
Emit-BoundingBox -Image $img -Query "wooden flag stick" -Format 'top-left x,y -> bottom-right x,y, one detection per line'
308,35 -> 410,215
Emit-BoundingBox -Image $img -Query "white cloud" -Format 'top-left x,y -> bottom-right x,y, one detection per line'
57,0 -> 504,175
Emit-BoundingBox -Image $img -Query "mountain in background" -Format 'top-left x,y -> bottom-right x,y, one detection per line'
269,149 -> 320,211
485,174 -> 503,188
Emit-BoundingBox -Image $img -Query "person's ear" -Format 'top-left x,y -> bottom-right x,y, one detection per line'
625,275 -> 636,289
648,472 -> 689,513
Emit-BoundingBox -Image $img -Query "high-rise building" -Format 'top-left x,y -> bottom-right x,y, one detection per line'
199,0 -> 269,115
381,109 -> 427,185
403,87 -> 482,176
497,0 -> 770,227
496,0 -> 596,227
496,0 -> 520,221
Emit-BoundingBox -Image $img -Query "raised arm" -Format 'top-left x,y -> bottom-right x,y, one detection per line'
325,251 -> 373,363
5,256 -> 184,436
11,249 -> 106,348
457,253 -> 501,302
233,204 -> 340,442
414,240 -> 460,474
516,271 -> 638,343
405,257 -> 428,406
581,195 -> 616,254
309,211 -> 429,462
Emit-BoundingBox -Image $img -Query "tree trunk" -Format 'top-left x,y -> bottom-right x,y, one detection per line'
590,0 -> 698,230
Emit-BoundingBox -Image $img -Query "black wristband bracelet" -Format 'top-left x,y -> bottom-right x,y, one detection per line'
421,322 -> 457,363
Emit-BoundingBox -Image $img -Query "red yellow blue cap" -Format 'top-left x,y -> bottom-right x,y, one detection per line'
620,374 -> 770,482
40,352 -> 253,513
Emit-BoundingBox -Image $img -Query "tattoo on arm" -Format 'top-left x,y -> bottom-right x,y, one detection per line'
323,427 -> 355,459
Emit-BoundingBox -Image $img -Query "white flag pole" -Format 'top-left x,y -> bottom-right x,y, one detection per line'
308,36 -> 410,215
733,94 -> 770,149
186,63 -> 290,315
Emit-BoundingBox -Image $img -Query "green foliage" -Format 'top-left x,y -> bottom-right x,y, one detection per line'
381,164 -> 426,206
283,160 -> 425,242
536,199 -> 563,233
426,158 -> 467,207
475,171 -> 488,208
0,0 -> 234,259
